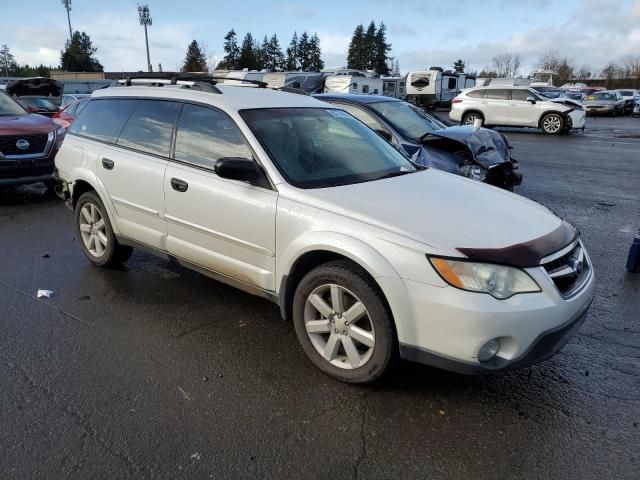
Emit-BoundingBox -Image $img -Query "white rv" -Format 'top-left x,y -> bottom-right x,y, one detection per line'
405,67 -> 460,108
382,77 -> 406,99
324,73 -> 383,95
263,72 -> 328,93
221,70 -> 265,86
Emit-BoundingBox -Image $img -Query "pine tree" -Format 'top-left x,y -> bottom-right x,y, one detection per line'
181,40 -> 207,72
373,22 -> 391,75
391,59 -> 401,77
285,32 -> 299,70
222,29 -> 240,70
347,24 -> 365,70
307,34 -> 324,71
253,37 -> 263,70
0,45 -> 19,76
453,59 -> 465,73
298,32 -> 310,70
258,35 -> 269,70
238,32 -> 257,70
264,34 -> 284,71
60,31 -> 103,72
363,21 -> 377,71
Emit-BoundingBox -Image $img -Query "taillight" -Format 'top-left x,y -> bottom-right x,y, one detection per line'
452,99 -> 463,104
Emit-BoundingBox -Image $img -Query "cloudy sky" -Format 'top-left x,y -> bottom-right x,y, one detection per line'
2,0 -> 640,74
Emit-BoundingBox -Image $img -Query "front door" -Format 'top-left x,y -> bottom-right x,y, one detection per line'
508,89 -> 540,127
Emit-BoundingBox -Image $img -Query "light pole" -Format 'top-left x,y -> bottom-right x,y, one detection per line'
61,0 -> 73,41
138,4 -> 153,73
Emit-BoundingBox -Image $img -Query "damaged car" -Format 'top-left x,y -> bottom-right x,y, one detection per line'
583,91 -> 625,117
315,93 -> 522,190
5,77 -> 63,117
450,86 -> 586,135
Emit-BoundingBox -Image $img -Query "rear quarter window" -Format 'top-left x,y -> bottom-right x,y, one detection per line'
466,90 -> 486,99
69,99 -> 138,143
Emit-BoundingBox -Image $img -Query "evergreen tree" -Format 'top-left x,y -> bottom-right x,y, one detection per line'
258,35 -> 269,70
307,33 -> 324,71
238,32 -> 258,70
347,24 -> 365,70
253,37 -> 263,70
298,31 -> 311,70
373,22 -> 391,75
181,40 -> 207,72
285,32 -> 299,70
363,21 -> 377,70
391,59 -> 401,77
264,34 -> 284,71
60,31 -> 103,72
0,45 -> 19,76
222,29 -> 240,70
453,59 -> 465,73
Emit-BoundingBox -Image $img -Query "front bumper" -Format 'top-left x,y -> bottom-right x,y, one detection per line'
567,109 -> 586,129
394,261 -> 595,374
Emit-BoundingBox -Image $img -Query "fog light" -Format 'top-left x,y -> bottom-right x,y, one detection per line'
478,339 -> 501,362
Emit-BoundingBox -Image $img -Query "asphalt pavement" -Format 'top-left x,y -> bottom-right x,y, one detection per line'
1,115 -> 639,479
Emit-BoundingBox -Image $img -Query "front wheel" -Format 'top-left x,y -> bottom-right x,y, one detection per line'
462,112 -> 483,127
541,113 -> 564,135
292,260 -> 396,384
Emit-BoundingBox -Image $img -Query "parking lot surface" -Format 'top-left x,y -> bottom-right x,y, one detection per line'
1,116 -> 639,479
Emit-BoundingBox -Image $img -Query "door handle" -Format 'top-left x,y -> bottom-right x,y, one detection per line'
101,158 -> 114,170
170,177 -> 189,193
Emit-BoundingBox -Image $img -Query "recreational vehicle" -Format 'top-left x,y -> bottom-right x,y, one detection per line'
324,73 -> 383,95
262,72 -> 328,93
382,77 -> 406,99
406,67 -> 460,108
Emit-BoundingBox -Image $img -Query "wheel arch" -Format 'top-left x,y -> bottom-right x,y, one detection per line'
462,109 -> 485,122
69,172 -> 121,236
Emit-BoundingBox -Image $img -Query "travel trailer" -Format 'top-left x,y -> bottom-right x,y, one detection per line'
263,72 -> 328,93
530,69 -> 557,87
324,73 -> 384,95
405,67 -> 461,108
221,70 -> 265,86
382,77 -> 406,99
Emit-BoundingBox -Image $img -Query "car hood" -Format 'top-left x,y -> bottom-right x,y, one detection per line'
5,77 -> 63,107
427,126 -> 511,168
296,169 -> 568,263
0,113 -> 56,136
549,98 -> 582,109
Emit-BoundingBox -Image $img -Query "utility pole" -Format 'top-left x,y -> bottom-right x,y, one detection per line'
138,4 -> 153,73
61,0 -> 73,40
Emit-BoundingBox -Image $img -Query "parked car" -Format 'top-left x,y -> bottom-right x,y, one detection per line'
559,91 -> 587,103
633,96 -> 640,117
52,97 -> 90,129
61,93 -> 91,108
55,78 -> 594,384
5,77 -> 63,117
581,87 -> 605,96
612,89 -> 638,115
583,91 -> 625,116
0,90 -> 66,188
450,86 -> 586,135
315,93 -> 521,190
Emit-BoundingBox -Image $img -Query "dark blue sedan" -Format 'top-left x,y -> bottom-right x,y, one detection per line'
314,94 -> 522,190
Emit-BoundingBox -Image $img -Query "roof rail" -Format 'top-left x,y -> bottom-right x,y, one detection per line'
116,76 -> 223,94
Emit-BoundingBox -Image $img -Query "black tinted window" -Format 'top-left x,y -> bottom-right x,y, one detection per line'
486,89 -> 509,100
511,89 -> 532,101
447,77 -> 457,89
467,89 -> 486,98
70,99 -> 137,143
117,100 -> 180,157
174,104 -> 252,170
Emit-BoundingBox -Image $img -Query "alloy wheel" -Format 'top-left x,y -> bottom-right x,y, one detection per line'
79,203 -> 108,257
543,115 -> 562,133
303,284 -> 375,369
464,114 -> 479,125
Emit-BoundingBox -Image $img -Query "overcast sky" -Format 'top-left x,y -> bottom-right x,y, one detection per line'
2,0 -> 639,74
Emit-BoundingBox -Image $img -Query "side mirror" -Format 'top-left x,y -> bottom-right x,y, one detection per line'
526,96 -> 536,104
214,157 -> 258,183
375,129 -> 392,142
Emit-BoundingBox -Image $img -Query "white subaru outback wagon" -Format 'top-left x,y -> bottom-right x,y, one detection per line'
55,78 -> 594,383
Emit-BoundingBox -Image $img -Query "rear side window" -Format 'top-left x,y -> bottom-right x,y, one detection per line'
174,104 -> 252,170
467,89 -> 486,98
70,99 -> 137,143
511,89 -> 532,101
116,100 -> 180,157
486,89 -> 509,100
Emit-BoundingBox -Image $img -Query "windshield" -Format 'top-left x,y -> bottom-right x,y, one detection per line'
17,97 -> 59,111
0,92 -> 27,116
367,101 -> 446,141
241,108 -> 417,189
589,92 -> 617,101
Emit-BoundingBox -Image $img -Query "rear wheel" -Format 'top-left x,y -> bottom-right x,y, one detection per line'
462,112 -> 483,126
541,113 -> 564,135
292,260 -> 396,384
75,191 -> 133,267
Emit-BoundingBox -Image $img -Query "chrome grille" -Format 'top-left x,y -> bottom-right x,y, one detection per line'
541,240 -> 591,298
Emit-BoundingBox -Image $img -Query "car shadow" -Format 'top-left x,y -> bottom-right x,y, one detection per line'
0,183 -> 59,206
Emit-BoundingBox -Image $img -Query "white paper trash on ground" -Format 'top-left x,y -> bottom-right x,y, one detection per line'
37,290 -> 55,299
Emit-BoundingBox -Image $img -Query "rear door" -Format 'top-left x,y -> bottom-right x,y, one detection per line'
94,99 -> 180,249
483,89 -> 511,125
164,103 -> 277,291
508,89 -> 539,127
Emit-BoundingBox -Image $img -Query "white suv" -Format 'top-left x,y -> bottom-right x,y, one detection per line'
450,86 -> 586,134
55,78 -> 594,383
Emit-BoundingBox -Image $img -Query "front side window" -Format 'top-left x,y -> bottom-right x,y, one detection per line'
486,89 -> 509,100
511,89 -> 533,101
117,100 -> 180,157
174,104 -> 252,170
69,99 -> 138,143
368,101 -> 446,141
241,108 -> 417,189
0,91 -> 27,116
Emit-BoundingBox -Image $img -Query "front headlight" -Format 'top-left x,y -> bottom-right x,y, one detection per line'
459,164 -> 486,181
428,257 -> 541,299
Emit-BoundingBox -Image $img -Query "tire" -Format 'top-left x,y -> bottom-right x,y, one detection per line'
541,113 -> 564,135
462,112 -> 483,127
75,191 -> 133,267
292,260 -> 396,384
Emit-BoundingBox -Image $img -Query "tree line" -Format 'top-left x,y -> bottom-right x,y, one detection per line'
346,21 -> 395,75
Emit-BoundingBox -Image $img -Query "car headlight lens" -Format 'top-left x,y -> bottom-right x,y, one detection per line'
429,257 -> 540,299
459,164 -> 486,181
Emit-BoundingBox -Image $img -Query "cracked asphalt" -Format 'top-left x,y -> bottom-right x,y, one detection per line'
1,116 -> 639,479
